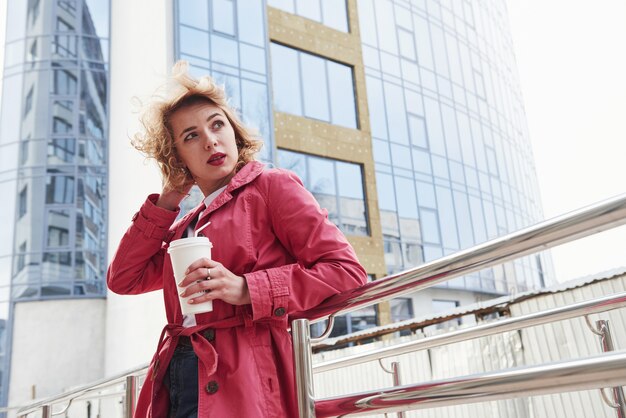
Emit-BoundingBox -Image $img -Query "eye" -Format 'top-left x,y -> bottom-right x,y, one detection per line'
183,132 -> 198,142
212,120 -> 225,130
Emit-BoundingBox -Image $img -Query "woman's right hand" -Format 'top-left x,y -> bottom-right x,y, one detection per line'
156,176 -> 194,211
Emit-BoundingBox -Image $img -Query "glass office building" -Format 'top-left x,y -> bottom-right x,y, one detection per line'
171,0 -> 551,336
0,0 -> 551,407
0,0 -> 110,406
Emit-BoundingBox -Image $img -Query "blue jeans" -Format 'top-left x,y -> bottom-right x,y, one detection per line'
164,344 -> 198,418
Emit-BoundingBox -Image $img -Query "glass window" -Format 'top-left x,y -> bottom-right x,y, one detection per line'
296,0 -> 321,22
327,61 -> 357,128
83,0 -> 109,37
46,175 -> 75,204
270,43 -> 302,115
376,172 -> 396,211
394,177 -> 418,219
48,138 -> 76,164
398,28 -> 416,60
365,76 -> 387,139
240,44 -> 266,74
53,117 -> 73,134
357,0 -> 377,46
412,149 -> 432,174
374,0 -> 397,53
453,191 -> 474,249
372,139 -> 391,164
337,162 -> 363,200
179,26 -> 209,59
24,87 -> 34,116
309,157 -> 335,195
423,97 -> 445,155
238,0 -> 264,46
390,297 -> 413,322
384,82 -> 408,145
420,209 -> 440,244
429,22 -> 449,77
391,144 -> 412,170
211,34 -> 238,67
435,186 -> 459,249
408,114 -> 428,148
416,181 -> 437,209
413,15 -> 433,70
271,44 -> 356,128
178,0 -> 209,29
53,68 -> 78,95
268,0 -> 295,13
18,186 -> 27,218
300,53 -> 330,122
321,0 -> 348,32
212,0 -> 235,35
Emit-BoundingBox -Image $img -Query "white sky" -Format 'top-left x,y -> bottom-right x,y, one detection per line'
0,2 -> 624,283
506,0 -> 626,282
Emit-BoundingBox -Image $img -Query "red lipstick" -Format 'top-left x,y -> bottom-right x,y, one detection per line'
208,153 -> 226,166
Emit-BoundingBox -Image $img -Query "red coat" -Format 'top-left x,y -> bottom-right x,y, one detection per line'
107,161 -> 367,417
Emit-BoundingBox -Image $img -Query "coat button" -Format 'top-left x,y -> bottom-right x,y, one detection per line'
205,380 -> 219,394
202,328 -> 215,341
274,307 -> 286,317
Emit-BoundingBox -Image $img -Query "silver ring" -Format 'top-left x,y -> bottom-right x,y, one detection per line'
206,267 -> 211,280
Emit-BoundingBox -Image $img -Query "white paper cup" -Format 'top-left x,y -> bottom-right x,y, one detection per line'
167,236 -> 214,315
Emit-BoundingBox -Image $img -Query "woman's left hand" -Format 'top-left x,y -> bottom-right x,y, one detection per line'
178,258 -> 251,306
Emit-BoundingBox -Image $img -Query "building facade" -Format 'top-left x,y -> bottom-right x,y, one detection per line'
0,0 -> 552,408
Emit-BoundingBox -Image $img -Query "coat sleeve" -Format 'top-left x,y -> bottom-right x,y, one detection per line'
107,194 -> 179,295
244,170 -> 367,321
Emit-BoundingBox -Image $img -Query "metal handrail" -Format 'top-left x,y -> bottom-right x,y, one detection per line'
11,193 -> 626,417
294,192 -> 626,324
314,350 -> 626,417
16,364 -> 148,416
313,291 -> 626,373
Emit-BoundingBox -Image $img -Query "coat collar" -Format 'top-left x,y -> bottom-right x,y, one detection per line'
197,161 -> 266,216
173,161 -> 266,240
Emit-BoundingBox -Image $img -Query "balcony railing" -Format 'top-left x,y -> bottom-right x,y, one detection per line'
12,193 -> 626,418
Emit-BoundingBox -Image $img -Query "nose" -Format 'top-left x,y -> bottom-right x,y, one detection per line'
204,131 -> 218,149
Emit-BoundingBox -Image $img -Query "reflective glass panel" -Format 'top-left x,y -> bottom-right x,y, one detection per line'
270,43 -> 302,115
327,61 -> 357,128
178,0 -> 209,29
212,0 -> 235,35
300,53 -> 329,122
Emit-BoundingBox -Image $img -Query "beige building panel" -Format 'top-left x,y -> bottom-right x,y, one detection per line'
268,1 -> 390,321
267,7 -> 361,65
274,112 -> 371,162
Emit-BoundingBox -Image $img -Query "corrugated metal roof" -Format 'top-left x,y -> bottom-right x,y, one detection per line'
313,266 -> 626,349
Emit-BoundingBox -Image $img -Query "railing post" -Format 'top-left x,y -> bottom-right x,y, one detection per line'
390,362 -> 406,418
292,319 -> 316,418
125,375 -> 138,418
41,405 -> 51,418
596,320 -> 626,418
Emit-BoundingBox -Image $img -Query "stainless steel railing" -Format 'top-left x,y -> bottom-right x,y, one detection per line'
292,193 -> 626,323
314,351 -> 626,417
312,291 -> 626,373
12,192 -> 626,417
15,364 -> 148,418
292,192 -> 626,417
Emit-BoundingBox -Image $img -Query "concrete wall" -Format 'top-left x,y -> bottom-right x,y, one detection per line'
8,299 -> 106,406
104,0 -> 172,375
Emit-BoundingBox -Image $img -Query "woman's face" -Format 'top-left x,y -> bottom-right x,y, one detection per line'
169,100 -> 239,196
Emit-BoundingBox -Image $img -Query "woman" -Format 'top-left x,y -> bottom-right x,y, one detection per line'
107,61 -> 367,418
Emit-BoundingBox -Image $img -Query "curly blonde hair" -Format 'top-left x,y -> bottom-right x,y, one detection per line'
132,61 -> 263,192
